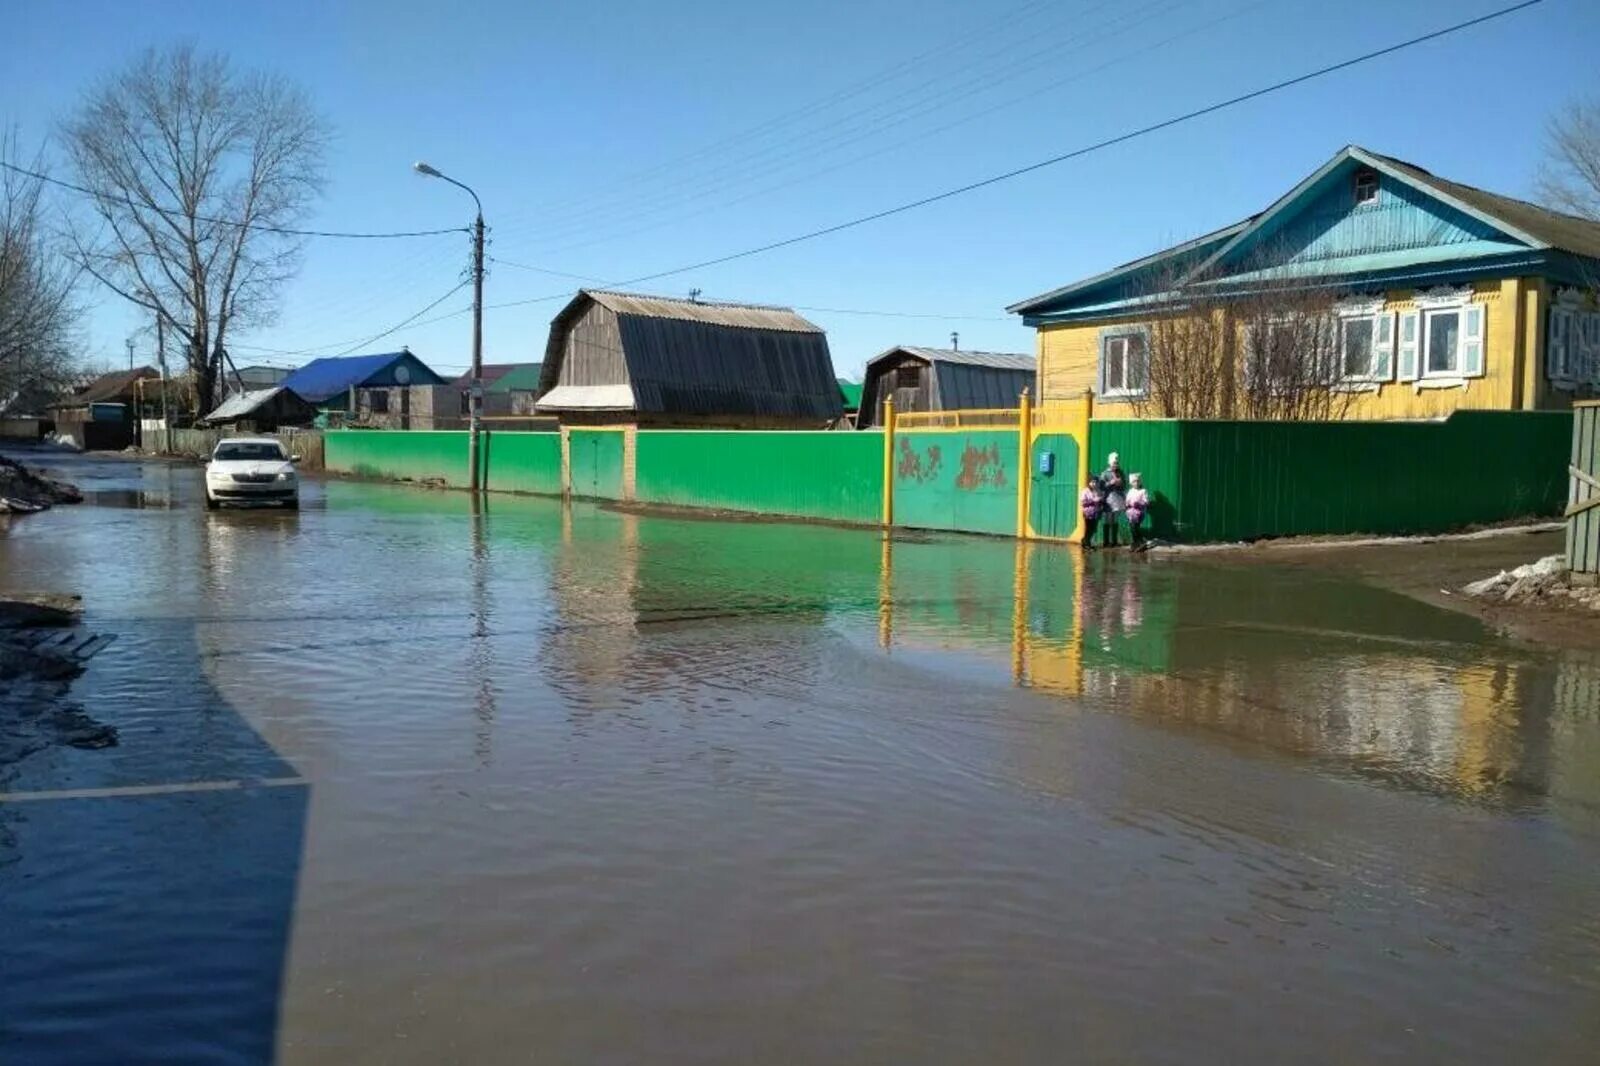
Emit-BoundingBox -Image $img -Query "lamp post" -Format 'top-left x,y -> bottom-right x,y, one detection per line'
414,161 -> 485,493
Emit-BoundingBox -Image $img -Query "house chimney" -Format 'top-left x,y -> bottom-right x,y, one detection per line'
950,331 -> 959,352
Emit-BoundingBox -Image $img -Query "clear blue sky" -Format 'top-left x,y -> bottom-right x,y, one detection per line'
8,0 -> 1597,379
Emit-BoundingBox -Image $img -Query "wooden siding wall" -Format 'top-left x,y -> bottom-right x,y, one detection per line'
1040,277 -> 1545,419
858,354 -> 933,428
560,302 -> 629,388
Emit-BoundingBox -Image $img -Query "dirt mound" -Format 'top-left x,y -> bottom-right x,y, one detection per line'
0,456 -> 82,514
1462,555 -> 1600,611
0,595 -> 118,762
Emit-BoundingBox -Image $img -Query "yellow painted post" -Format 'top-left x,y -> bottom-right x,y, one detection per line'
1016,387 -> 1033,540
881,397 -> 896,528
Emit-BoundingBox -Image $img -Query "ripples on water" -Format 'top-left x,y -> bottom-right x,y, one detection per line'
3,454 -> 1599,1064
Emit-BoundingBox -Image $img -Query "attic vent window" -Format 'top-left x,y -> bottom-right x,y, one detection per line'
1353,168 -> 1380,205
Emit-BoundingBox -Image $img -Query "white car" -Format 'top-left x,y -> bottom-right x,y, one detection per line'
204,437 -> 300,510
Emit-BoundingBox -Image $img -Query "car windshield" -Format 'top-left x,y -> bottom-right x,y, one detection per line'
213,442 -> 285,462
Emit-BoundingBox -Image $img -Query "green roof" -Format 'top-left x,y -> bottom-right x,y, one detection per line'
487,363 -> 543,394
837,379 -> 863,410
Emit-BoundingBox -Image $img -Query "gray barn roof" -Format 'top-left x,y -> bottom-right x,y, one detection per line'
539,290 -> 841,419
863,346 -> 1037,413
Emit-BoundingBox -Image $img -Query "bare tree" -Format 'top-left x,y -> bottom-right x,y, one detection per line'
0,130 -> 82,411
1537,95 -> 1600,222
1130,255 -> 1358,422
62,45 -> 327,412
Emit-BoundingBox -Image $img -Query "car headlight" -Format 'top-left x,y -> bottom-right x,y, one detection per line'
276,471 -> 295,482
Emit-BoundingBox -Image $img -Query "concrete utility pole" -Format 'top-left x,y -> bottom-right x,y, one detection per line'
126,337 -> 134,370
414,161 -> 485,493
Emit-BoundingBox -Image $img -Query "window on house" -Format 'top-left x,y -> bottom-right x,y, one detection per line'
1101,332 -> 1148,397
1424,309 -> 1460,374
1340,316 -> 1375,378
368,389 -> 389,414
894,366 -> 921,391
1353,168 -> 1379,205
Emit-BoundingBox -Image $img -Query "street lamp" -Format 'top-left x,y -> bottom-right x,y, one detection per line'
414,161 -> 486,493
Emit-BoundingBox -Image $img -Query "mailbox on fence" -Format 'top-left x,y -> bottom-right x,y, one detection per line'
1038,451 -> 1055,477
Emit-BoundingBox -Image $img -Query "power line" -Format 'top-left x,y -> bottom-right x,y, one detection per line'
487,257 -> 606,283
500,0 -> 1164,249
233,2 -> 1541,359
332,282 -> 472,355
538,0 -> 1542,294
508,0 -> 1252,262
0,159 -> 467,239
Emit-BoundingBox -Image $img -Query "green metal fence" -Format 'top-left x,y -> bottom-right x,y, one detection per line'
634,430 -> 882,524
325,430 -> 473,488
1090,410 -> 1573,543
482,431 -> 562,496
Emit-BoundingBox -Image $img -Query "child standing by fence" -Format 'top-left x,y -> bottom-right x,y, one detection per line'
1079,476 -> 1103,548
1099,452 -> 1126,547
1125,473 -> 1150,551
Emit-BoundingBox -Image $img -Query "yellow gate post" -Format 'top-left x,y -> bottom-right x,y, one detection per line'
1015,388 -> 1033,540
881,396 -> 896,529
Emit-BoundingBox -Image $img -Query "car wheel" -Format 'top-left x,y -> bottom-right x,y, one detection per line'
284,497 -> 299,511
205,494 -> 219,511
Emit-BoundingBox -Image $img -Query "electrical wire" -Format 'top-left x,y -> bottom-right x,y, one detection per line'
513,1 -> 1542,296
0,160 -> 467,239
517,0 -> 1253,260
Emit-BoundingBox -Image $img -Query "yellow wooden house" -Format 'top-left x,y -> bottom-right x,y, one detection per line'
1008,146 -> 1600,419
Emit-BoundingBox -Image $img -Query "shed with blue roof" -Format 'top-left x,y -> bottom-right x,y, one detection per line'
280,349 -> 446,410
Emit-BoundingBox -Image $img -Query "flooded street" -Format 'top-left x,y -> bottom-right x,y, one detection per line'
4,448 -> 1600,1064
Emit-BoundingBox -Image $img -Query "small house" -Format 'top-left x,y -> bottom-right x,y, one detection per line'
200,386 -> 317,432
1010,145 -> 1600,420
47,366 -> 161,450
856,347 -> 1036,429
536,290 -> 841,427
450,363 -> 546,422
280,348 -> 447,428
223,365 -> 291,397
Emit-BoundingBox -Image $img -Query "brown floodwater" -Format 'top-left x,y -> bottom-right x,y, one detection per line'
3,447 -> 1599,1065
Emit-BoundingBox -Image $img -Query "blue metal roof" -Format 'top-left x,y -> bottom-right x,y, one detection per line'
279,351 -> 444,403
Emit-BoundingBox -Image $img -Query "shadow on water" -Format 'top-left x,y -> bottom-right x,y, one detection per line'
0,478 -> 308,1063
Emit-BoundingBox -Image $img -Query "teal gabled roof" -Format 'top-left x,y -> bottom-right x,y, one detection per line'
1010,145 -> 1600,324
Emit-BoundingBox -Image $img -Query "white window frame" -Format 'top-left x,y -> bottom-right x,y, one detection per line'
1098,327 -> 1149,400
1333,298 -> 1392,382
1411,287 -> 1484,384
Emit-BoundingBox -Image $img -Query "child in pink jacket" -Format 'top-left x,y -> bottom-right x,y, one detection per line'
1125,473 -> 1151,551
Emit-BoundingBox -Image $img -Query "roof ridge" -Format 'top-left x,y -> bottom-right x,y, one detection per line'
582,287 -> 797,314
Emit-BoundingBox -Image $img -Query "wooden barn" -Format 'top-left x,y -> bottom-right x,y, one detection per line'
200,386 -> 317,432
856,347 -> 1036,429
536,290 -> 842,428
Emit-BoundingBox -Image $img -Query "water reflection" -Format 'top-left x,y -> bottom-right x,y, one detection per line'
525,507 -> 1599,810
877,542 -> 1600,808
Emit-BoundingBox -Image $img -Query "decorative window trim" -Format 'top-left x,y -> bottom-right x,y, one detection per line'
1411,285 -> 1475,310
1336,306 -> 1394,382
1334,295 -> 1385,317
1096,325 -> 1150,401
1553,286 -> 1593,312
1331,380 -> 1382,394
1415,376 -> 1468,392
1412,295 -> 1485,381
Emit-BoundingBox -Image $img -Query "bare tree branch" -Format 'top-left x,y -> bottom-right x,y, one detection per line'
61,45 -> 328,413
0,128 -> 84,411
